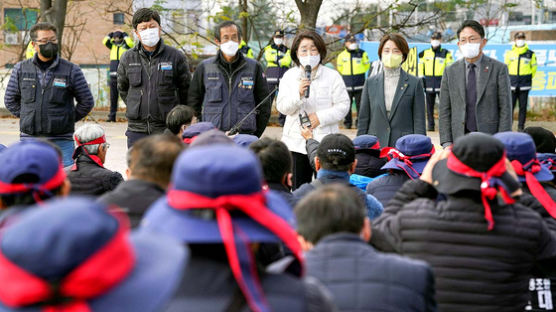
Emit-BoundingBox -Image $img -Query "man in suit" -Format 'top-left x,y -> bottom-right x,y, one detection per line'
438,20 -> 512,147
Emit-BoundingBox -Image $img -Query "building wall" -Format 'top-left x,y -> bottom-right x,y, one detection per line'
0,0 -> 134,66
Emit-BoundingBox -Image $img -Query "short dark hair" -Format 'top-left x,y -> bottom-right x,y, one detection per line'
215,21 -> 242,41
378,33 -> 409,62
514,31 -> 526,39
30,22 -> 57,41
132,8 -> 161,30
129,134 -> 184,187
457,20 -> 485,39
295,184 -> 366,244
166,105 -> 196,135
249,138 -> 292,184
290,30 -> 327,67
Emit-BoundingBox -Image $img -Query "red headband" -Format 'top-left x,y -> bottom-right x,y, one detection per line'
0,212 -> 134,311
167,189 -> 303,312
0,165 -> 66,203
447,151 -> 515,230
511,159 -> 556,219
380,146 -> 435,179
72,135 -> 107,171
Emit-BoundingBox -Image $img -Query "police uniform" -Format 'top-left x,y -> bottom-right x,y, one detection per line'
239,40 -> 254,59
336,48 -> 370,128
263,34 -> 292,126
505,43 -> 537,131
103,32 -> 134,121
418,46 -> 453,131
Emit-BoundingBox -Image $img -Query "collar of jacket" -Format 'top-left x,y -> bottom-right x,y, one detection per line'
270,43 -> 288,52
32,54 -> 60,71
512,43 -> 529,54
137,39 -> 165,58
216,50 -> 245,74
296,64 -> 323,80
316,169 -> 350,181
315,232 -> 367,246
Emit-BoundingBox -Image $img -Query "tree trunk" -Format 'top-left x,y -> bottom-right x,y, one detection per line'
295,0 -> 322,30
39,0 -> 67,44
239,0 -> 249,41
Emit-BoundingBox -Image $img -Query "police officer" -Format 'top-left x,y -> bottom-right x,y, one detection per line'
4,22 -> 94,167
117,8 -> 191,148
263,29 -> 292,126
336,34 -> 370,129
418,32 -> 453,131
505,32 -> 537,132
103,30 -> 134,122
239,39 -> 254,59
187,21 -> 270,137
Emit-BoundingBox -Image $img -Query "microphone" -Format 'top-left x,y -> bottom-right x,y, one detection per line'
304,65 -> 311,98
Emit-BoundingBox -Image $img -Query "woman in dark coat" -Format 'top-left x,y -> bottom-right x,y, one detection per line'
357,33 -> 426,147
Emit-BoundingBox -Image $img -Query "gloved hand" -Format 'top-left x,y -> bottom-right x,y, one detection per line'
123,32 -> 129,38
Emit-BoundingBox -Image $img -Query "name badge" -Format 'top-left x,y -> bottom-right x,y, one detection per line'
240,77 -> 254,89
53,78 -> 67,88
160,62 -> 173,71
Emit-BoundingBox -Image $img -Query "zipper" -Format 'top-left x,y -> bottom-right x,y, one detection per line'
350,51 -> 354,92
225,62 -> 247,129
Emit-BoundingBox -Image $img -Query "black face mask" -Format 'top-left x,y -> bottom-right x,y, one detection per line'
39,42 -> 58,59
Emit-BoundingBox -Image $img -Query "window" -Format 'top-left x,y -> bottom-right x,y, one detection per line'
113,13 -> 125,25
3,8 -> 38,31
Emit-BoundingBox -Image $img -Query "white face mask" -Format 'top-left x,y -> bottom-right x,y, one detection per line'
299,54 -> 320,69
139,28 -> 160,48
460,42 -> 481,59
348,43 -> 358,50
220,40 -> 239,57
515,40 -> 525,47
431,40 -> 441,48
274,38 -> 283,46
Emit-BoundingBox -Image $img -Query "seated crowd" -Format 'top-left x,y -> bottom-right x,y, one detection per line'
0,113 -> 555,312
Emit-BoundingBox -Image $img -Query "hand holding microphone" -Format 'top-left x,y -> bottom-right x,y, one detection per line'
298,65 -> 312,98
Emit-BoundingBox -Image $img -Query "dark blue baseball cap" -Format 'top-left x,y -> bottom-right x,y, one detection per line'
233,134 -> 259,148
381,134 -> 433,177
353,135 -> 381,151
537,153 -> 556,173
0,197 -> 188,312
142,144 -> 296,243
494,132 -> 553,182
182,122 -> 215,142
0,140 -> 64,195
0,144 -> 6,153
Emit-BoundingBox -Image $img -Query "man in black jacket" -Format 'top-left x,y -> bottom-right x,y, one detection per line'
98,134 -> 184,227
372,133 -> 556,311
187,21 -> 270,137
296,183 -> 437,312
67,124 -> 123,196
4,22 -> 94,166
117,8 -> 191,148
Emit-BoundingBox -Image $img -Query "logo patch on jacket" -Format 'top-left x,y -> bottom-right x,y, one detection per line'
159,62 -> 173,71
53,78 -> 67,88
240,77 -> 254,89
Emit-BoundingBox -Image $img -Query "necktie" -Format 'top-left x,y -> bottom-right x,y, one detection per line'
465,63 -> 477,132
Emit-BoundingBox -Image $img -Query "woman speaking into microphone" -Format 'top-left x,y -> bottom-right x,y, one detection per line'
277,30 -> 350,189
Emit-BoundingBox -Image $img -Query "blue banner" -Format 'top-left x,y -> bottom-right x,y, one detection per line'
360,41 -> 556,97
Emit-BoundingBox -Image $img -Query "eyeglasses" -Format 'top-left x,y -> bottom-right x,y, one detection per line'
35,38 -> 58,45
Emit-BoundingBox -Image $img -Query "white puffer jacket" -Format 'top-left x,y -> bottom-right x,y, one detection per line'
277,65 -> 350,154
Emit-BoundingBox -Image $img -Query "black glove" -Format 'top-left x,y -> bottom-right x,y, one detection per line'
123,32 -> 129,38
108,32 -> 114,38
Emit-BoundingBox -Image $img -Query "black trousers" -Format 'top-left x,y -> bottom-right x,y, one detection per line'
425,91 -> 438,130
109,76 -> 119,121
512,88 -> 530,131
291,152 -> 314,190
344,89 -> 362,128
126,130 -> 149,149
